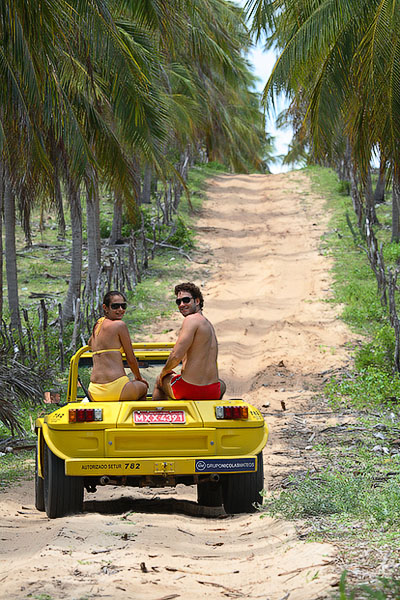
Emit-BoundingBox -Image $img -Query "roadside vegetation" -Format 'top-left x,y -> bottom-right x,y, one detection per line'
261,166 -> 400,599
0,161 -> 220,475
0,1 -> 274,438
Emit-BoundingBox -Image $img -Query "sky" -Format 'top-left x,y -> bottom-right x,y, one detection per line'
247,43 -> 293,173
235,1 -> 293,173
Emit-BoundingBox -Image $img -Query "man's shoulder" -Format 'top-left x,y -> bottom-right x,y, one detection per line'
183,313 -> 202,325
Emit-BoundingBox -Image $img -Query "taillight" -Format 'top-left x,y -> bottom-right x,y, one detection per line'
215,405 -> 249,420
69,408 -> 103,423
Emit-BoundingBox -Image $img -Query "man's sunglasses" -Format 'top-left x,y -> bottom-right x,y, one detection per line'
175,296 -> 193,306
110,302 -> 127,310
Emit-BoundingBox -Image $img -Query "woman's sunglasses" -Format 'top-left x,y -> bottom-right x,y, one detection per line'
175,296 -> 193,306
110,302 -> 127,310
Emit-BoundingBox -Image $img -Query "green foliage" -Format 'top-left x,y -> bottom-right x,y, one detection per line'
167,217 -> 194,250
203,161 -> 226,172
338,180 -> 351,196
100,218 -> 111,239
326,367 -> 400,411
264,456 -> 400,527
264,467 -> 373,519
354,326 -> 396,372
308,166 -> 399,410
0,449 -> 34,491
336,572 -> 400,600
382,242 -> 400,266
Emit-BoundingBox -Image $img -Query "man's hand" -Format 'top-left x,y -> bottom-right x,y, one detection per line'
156,372 -> 170,388
137,376 -> 149,388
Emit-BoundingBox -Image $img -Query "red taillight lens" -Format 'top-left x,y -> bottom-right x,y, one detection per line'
215,405 -> 249,420
69,408 -> 103,423
232,406 -> 241,419
224,406 -> 233,419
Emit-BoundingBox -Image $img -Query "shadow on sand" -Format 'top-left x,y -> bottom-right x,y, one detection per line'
83,494 -> 226,519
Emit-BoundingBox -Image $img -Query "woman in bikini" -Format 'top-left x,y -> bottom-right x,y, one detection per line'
87,291 -> 148,401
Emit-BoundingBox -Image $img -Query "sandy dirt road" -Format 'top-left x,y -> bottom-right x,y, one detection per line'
0,171 -> 354,600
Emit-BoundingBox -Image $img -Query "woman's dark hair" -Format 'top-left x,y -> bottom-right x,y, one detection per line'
103,290 -> 127,307
174,282 -> 204,309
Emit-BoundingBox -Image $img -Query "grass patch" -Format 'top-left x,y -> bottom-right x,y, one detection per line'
334,573 -> 400,599
308,166 -> 400,407
0,449 -> 35,490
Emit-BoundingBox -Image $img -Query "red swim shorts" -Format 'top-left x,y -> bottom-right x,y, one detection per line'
170,375 -> 221,400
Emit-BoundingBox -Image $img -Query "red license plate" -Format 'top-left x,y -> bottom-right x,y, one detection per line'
133,410 -> 186,424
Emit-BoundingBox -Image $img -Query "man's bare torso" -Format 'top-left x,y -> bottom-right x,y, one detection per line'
181,313 -> 219,385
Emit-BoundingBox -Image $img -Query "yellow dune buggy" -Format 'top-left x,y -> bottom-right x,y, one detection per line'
35,343 -> 268,518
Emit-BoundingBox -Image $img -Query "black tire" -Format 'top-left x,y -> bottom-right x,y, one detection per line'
34,444 -> 45,512
222,453 -> 264,514
43,442 -> 84,518
197,480 -> 223,507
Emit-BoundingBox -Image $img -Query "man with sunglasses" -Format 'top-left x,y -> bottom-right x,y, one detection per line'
153,282 -> 226,401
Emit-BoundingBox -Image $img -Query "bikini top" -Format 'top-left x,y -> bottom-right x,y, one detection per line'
91,317 -> 124,356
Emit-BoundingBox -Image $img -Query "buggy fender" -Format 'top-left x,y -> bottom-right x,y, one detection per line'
39,423 -> 70,462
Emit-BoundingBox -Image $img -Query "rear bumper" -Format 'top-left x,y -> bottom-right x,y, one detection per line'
65,455 -> 258,476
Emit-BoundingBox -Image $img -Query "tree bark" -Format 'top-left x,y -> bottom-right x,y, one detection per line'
54,163 -> 66,240
141,163 -> 152,204
365,165 -> 379,226
350,165 -> 363,228
392,169 -> 400,243
0,159 -> 3,321
62,174 -> 82,322
85,168 -> 101,293
110,191 -> 123,244
341,138 -> 352,182
49,131 -> 66,240
3,167 -> 21,332
374,157 -> 386,205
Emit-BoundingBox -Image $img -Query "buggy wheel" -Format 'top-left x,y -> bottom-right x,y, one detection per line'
197,479 -> 223,507
222,453 -> 264,514
43,442 -> 83,518
34,444 -> 45,512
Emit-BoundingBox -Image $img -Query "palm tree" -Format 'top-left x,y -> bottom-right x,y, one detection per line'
245,0 -> 400,235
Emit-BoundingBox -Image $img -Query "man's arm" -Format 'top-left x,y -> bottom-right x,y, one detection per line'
158,316 -> 198,381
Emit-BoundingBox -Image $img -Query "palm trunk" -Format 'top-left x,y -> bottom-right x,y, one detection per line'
62,174 -> 82,322
49,131 -> 66,240
0,159 -> 3,321
392,169 -> 400,243
3,168 -> 21,332
85,168 -> 101,293
141,163 -> 152,204
350,165 -> 363,228
365,165 -> 379,226
374,157 -> 386,205
55,164 -> 66,240
110,191 -> 123,244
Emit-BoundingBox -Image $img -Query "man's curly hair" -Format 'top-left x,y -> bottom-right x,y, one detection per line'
174,282 -> 204,309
